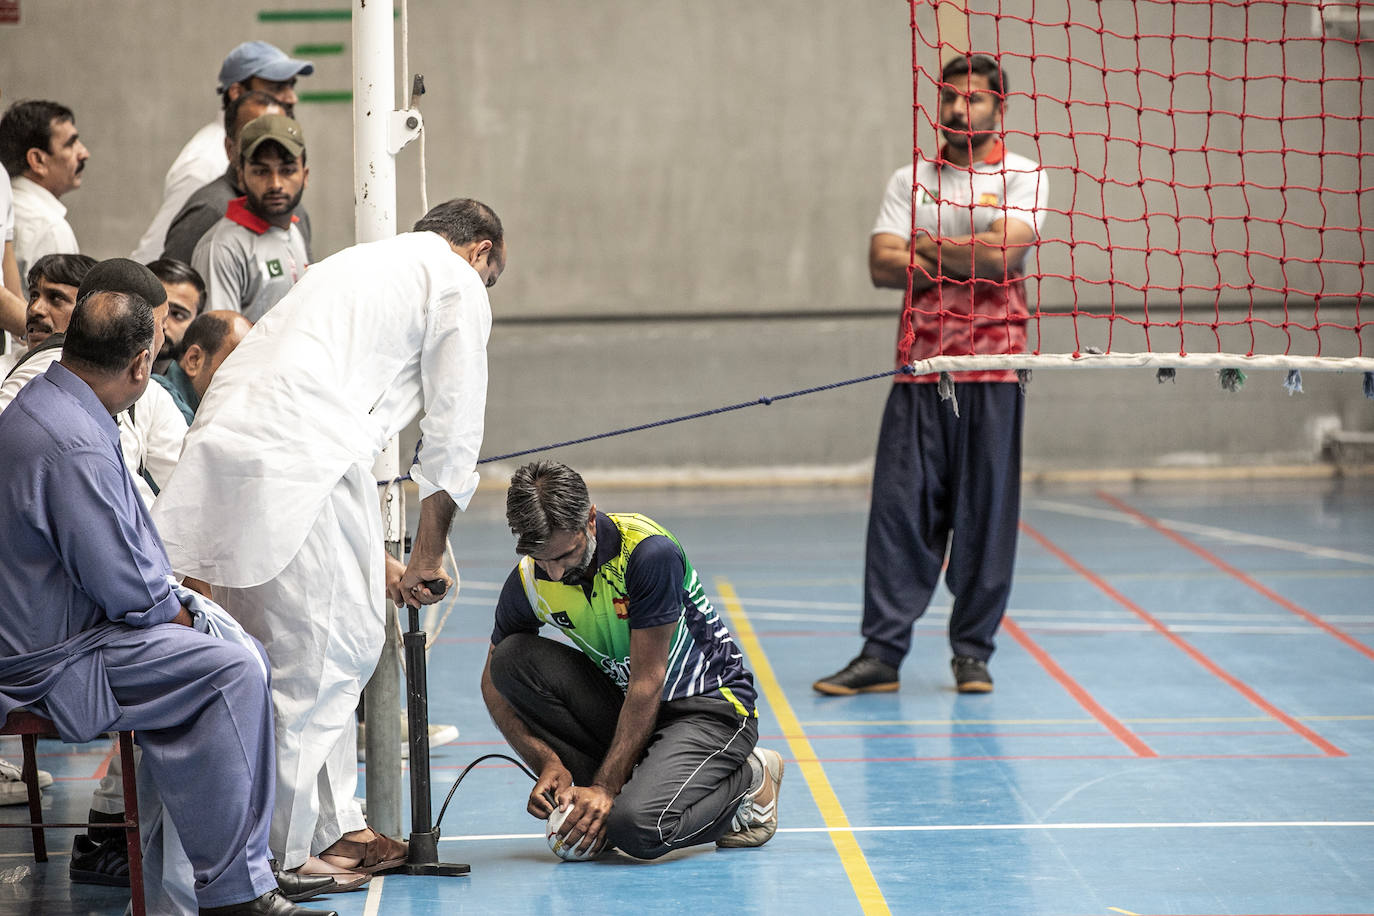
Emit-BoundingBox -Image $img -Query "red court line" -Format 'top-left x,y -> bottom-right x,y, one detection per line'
799,753 -> 1327,763
1097,490 -> 1374,664
759,730 -> 1295,741
1003,617 -> 1157,757
1020,521 -> 1347,758
91,739 -> 116,781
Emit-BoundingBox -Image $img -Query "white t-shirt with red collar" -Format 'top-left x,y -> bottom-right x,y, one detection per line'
192,196 -> 308,322
873,141 -> 1049,383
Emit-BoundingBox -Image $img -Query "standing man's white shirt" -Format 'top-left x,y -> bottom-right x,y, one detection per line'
153,229 -> 493,868
154,229 -> 490,587
129,121 -> 226,263
10,175 -> 79,295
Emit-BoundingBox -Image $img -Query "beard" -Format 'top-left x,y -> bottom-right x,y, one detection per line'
249,184 -> 304,219
159,335 -> 185,362
940,114 -> 999,152
559,532 -> 598,585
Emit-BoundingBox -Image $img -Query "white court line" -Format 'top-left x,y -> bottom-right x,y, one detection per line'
362,875 -> 385,916
716,598 -> 1370,624
436,821 -> 1374,843
1028,498 -> 1374,567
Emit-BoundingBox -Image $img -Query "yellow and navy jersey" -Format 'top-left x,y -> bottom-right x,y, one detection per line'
491,511 -> 757,717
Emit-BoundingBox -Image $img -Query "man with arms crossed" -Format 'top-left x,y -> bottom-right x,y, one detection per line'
815,54 -> 1048,697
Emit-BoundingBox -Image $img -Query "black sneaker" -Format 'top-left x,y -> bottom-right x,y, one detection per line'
952,656 -> 993,693
813,655 -> 900,695
69,833 -> 130,887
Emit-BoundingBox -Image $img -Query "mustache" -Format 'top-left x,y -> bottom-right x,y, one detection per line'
75,160 -> 85,174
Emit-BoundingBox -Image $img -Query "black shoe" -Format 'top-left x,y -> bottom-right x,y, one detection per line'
199,888 -> 339,916
275,869 -> 336,903
69,833 -> 130,888
952,656 -> 993,693
813,655 -> 900,695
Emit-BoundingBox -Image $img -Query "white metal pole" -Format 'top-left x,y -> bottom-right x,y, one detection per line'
354,0 -> 404,840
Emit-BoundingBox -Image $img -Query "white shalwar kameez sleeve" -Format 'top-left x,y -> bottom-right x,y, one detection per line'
151,230 -> 491,869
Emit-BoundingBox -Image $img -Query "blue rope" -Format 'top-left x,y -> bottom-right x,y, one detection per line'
379,363 -> 913,485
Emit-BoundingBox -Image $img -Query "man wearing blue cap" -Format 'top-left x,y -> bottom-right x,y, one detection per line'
130,42 -> 313,264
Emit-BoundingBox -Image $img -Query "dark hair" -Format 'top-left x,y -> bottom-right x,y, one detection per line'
179,311 -> 234,358
145,258 -> 207,313
224,90 -> 282,138
506,460 -> 591,556
0,100 -> 75,177
413,199 -> 503,251
940,54 -> 1007,103
62,290 -> 155,374
26,253 -> 98,298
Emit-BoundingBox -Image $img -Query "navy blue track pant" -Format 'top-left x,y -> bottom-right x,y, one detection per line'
861,381 -> 1024,668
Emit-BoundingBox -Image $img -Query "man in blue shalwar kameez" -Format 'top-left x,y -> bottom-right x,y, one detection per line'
0,259 -> 333,916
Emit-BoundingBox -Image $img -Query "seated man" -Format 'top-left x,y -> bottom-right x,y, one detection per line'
0,260 -> 334,916
155,309 -> 252,422
0,255 -> 189,506
0,251 -> 96,409
481,460 -> 783,860
147,258 -> 207,375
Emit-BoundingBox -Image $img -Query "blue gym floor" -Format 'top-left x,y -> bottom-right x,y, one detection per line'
4,475 -> 1373,915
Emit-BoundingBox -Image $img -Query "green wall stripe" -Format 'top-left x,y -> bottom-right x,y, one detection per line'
257,8 -> 400,22
298,90 -> 353,104
293,43 -> 346,56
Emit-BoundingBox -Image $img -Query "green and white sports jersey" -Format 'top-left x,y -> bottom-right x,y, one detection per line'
491,512 -> 757,716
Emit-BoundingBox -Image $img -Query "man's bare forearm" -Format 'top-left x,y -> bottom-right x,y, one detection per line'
871,249 -> 939,292
412,490 -> 456,565
912,231 -> 1029,282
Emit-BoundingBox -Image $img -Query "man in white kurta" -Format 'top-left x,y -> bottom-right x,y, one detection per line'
152,198 -> 507,876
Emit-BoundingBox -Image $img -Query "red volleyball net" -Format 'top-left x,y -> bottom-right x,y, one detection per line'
904,0 -> 1373,383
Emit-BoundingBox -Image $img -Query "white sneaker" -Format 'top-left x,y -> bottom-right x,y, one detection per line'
0,756 -> 53,807
716,747 -> 783,848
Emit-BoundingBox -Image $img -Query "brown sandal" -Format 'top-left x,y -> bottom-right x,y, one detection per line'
319,831 -> 409,874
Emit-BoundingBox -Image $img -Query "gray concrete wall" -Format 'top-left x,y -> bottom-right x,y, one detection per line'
2,1 -> 1369,474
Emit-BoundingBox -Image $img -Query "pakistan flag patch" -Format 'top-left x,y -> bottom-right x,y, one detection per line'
266,258 -> 284,278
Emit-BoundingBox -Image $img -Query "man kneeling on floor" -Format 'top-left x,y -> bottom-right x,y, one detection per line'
0,259 -> 334,916
481,460 -> 783,860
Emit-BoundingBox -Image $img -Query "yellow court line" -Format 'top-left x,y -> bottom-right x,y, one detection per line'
716,578 -> 891,916
1106,908 -> 1141,915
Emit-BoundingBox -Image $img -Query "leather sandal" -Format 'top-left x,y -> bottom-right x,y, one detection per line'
318,830 -> 408,874
291,856 -> 371,892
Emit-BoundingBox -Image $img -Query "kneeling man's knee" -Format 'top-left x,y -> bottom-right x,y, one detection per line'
604,803 -> 670,861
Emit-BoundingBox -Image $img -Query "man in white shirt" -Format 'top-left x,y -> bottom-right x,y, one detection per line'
814,54 -> 1049,699
130,41 -> 313,263
0,100 -> 88,296
193,115 -> 309,320
154,198 -> 507,884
